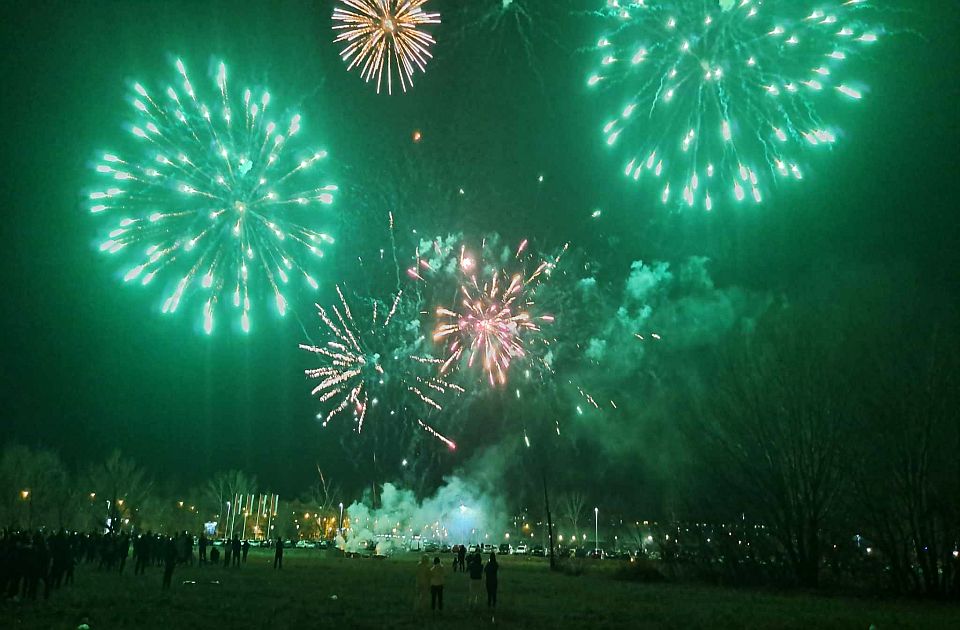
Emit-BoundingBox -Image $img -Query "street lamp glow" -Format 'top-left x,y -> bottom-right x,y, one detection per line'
594,507 -> 599,554
20,490 -> 29,500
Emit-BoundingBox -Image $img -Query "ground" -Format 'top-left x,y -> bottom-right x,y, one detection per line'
4,550 -> 959,629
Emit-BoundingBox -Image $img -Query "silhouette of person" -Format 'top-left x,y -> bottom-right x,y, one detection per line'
415,554 -> 431,611
162,538 -> 176,589
484,552 -> 499,608
457,544 -> 466,573
274,537 -> 283,569
242,540 -> 250,563
232,537 -> 241,567
430,556 -> 445,612
198,533 -> 208,565
118,533 -> 130,574
468,549 -> 483,607
223,537 -> 232,567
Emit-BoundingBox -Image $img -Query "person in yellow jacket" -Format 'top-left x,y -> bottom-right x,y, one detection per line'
429,556 -> 446,612
414,554 -> 431,611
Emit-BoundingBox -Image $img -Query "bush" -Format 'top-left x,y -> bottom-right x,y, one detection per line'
613,558 -> 667,583
558,557 -> 586,577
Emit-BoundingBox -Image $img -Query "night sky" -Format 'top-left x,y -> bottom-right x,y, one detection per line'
1,1 -> 957,501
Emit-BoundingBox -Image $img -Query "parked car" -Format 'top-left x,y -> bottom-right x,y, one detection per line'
295,540 -> 318,549
531,545 -> 545,557
514,544 -> 529,555
423,542 -> 439,553
498,543 -> 512,555
482,543 -> 496,554
440,544 -> 451,553
467,544 -> 479,553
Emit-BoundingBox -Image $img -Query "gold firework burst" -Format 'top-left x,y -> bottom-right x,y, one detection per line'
332,0 -> 441,95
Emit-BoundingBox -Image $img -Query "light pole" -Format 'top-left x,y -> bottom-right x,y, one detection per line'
338,502 -> 344,538
21,490 -> 31,529
594,507 -> 599,555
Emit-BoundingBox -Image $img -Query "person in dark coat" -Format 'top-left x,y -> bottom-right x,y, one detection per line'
456,544 -> 466,573
118,533 -> 130,574
429,556 -> 446,612
484,552 -> 499,608
241,540 -> 250,563
162,537 -> 177,589
223,537 -> 232,567
134,533 -> 150,575
273,537 -> 283,569
232,537 -> 241,567
198,533 -> 208,565
468,549 -> 483,607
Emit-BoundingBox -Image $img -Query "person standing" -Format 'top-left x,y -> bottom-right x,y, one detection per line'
223,537 -> 232,567
429,556 -> 445,613
414,554 -> 431,611
468,549 -> 483,608
241,539 -> 250,564
162,538 -> 176,590
457,544 -> 466,573
198,533 -> 208,566
133,534 -> 146,575
484,552 -> 499,609
274,537 -> 284,569
232,537 -> 241,567
118,533 -> 130,574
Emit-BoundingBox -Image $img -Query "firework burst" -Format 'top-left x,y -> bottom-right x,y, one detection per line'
427,238 -> 563,387
300,285 -> 460,448
589,0 -> 880,209
89,58 -> 336,334
333,0 -> 441,95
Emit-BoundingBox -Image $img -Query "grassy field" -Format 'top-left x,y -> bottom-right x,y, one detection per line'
4,549 -> 958,629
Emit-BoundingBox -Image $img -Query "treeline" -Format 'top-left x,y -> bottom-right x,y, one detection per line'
0,449 -> 342,540
680,303 -> 960,598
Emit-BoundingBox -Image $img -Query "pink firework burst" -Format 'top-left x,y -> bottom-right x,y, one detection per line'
431,238 -> 560,386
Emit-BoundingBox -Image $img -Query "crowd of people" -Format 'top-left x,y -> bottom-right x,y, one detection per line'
417,547 -> 499,613
4,527 -> 502,620
0,528 -> 189,601
0,529 -> 289,603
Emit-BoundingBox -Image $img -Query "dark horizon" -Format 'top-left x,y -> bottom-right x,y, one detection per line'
0,0 -> 958,506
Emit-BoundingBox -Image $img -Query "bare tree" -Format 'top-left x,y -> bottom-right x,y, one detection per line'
693,318 -> 852,588
0,445 -> 70,529
854,328 -> 960,596
83,451 -> 152,533
204,470 -> 258,538
558,492 -> 586,540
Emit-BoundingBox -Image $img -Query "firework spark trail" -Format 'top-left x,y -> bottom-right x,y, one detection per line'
89,58 -> 336,334
450,0 -> 563,92
417,419 -> 457,449
430,239 -> 563,387
589,0 -> 880,209
300,285 -> 462,446
333,0 -> 441,95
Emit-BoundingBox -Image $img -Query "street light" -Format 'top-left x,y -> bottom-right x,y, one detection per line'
594,507 -> 599,555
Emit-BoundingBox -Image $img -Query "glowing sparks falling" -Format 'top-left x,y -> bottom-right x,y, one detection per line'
430,239 -> 560,387
333,0 -> 441,95
300,286 -> 460,448
89,58 -> 336,334
589,0 -> 880,209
